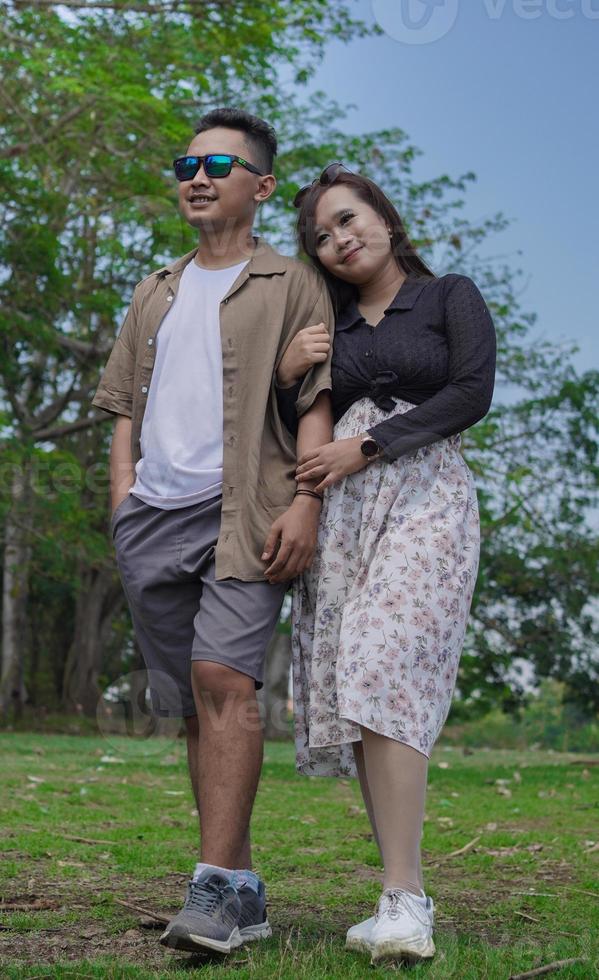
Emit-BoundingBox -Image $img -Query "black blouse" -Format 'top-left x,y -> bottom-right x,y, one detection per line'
276,273 -> 496,460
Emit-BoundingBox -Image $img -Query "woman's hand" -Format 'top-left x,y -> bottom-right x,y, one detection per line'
295,436 -> 372,494
276,322 -> 331,388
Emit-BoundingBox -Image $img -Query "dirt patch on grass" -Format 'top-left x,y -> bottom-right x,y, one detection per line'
0,852 -> 584,970
1,869 -> 350,971
0,868 -> 188,970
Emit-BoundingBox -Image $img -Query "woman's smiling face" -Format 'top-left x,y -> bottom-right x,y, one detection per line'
313,185 -> 393,284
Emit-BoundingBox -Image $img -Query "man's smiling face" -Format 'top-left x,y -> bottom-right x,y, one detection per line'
177,126 -> 267,234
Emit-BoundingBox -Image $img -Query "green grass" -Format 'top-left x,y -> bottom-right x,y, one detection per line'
0,734 -> 597,978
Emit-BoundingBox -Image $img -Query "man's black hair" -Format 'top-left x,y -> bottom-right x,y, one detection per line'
194,108 -> 277,176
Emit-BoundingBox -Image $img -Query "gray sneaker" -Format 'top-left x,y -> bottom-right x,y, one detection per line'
234,876 -> 272,943
159,869 -> 242,954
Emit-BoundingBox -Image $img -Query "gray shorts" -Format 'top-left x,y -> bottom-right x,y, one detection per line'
111,492 -> 287,717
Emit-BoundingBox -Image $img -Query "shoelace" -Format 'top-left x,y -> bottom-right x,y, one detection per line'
185,878 -> 232,915
377,889 -> 432,927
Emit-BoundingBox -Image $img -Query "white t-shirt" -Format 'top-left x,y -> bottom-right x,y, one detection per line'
131,258 -> 248,509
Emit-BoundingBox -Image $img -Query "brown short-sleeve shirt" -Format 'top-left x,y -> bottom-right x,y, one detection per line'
92,238 -> 334,582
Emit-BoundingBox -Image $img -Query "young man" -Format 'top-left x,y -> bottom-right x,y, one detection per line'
92,108 -> 333,954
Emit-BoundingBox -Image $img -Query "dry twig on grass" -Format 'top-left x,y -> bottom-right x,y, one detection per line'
61,834 -> 117,846
435,835 -> 481,862
564,886 -> 599,899
513,892 -> 558,899
514,910 -> 541,923
509,958 -> 584,979
0,899 -> 57,911
114,898 -> 170,925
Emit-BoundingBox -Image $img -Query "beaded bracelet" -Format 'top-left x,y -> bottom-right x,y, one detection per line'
294,489 -> 324,502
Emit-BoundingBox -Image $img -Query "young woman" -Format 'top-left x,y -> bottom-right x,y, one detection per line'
274,164 -> 496,965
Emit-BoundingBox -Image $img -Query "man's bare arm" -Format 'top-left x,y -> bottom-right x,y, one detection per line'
262,390 -> 333,583
295,390 -> 334,494
110,415 -> 135,514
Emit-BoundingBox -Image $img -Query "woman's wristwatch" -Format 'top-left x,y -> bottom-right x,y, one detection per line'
360,435 -> 384,461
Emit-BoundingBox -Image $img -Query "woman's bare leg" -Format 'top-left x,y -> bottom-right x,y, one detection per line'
360,727 -> 428,895
352,740 -> 382,858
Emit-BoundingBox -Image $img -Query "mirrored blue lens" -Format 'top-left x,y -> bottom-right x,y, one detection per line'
174,157 -> 199,181
205,155 -> 233,176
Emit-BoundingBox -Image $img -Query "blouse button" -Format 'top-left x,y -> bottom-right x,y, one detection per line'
147,338 -> 154,346
141,385 -> 148,394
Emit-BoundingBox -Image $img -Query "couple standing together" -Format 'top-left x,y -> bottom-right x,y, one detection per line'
93,107 -> 496,966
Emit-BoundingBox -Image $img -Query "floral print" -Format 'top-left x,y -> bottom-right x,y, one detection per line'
292,396 -> 480,778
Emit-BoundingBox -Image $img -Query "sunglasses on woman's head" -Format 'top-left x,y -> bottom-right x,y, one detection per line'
173,153 -> 265,182
293,162 -> 353,208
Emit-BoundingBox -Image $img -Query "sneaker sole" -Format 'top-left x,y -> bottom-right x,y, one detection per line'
371,935 -> 435,964
345,935 -> 373,955
239,919 -> 272,942
159,923 -> 243,955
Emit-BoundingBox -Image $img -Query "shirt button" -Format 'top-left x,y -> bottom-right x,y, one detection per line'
147,338 -> 154,346
228,435 -> 235,445
166,295 -> 173,302
141,385 -> 148,394
365,350 -> 373,357
224,298 -> 229,304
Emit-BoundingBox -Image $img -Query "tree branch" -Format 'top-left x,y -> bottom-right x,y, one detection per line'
34,382 -> 83,430
4,385 -> 34,429
55,333 -> 111,359
12,0 -> 220,10
35,413 -> 109,442
0,94 -> 98,160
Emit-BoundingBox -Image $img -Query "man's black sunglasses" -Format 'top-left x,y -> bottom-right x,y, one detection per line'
293,162 -> 353,208
173,153 -> 265,182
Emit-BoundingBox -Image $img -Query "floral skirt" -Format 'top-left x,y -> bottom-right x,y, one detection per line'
291,396 -> 480,778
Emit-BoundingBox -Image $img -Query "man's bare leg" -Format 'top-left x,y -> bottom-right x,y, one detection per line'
159,672 -> 267,952
184,713 -> 252,868
184,714 -> 200,808
190,662 -> 262,870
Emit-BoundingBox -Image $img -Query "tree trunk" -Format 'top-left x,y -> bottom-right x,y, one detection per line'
0,459 -> 32,721
62,565 -> 124,717
258,629 -> 292,740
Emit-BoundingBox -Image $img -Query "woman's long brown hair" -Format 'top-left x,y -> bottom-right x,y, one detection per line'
296,171 -> 436,316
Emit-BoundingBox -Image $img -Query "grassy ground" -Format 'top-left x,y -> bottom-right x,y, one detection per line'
0,733 -> 597,979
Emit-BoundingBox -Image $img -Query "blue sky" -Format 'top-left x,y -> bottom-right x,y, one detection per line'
307,0 -> 598,373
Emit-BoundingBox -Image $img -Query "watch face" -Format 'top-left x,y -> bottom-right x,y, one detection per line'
361,438 -> 379,458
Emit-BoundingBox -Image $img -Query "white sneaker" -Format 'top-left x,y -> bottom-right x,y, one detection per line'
345,915 -> 376,954
370,888 -> 435,964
